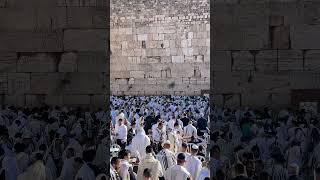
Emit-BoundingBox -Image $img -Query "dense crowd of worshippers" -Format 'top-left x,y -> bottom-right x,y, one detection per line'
210,107 -> 320,180
110,96 -> 210,180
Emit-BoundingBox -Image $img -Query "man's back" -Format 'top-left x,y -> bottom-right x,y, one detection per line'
137,154 -> 163,180
164,165 -> 191,180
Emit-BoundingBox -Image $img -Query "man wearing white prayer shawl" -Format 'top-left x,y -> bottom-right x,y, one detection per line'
58,148 -> 76,180
156,141 -> 177,171
167,128 -> 179,153
14,143 -> 29,173
73,157 -> 95,180
131,128 -> 150,159
18,153 -> 46,180
196,161 -> 210,180
0,147 -> 18,180
137,145 -> 163,180
186,145 -> 202,180
164,153 -> 191,180
63,137 -> 83,160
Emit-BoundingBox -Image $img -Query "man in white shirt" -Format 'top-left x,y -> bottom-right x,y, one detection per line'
152,122 -> 166,153
116,119 -> 128,149
184,121 -> 198,142
164,153 -> 192,180
157,140 -> 177,171
119,150 -> 135,180
186,145 -> 202,180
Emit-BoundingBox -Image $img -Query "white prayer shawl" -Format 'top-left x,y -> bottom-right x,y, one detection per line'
131,132 -> 150,159
196,167 -> 210,180
286,145 -> 302,167
45,155 -> 57,180
93,143 -> 108,166
18,160 -> 46,180
63,139 -> 83,160
74,163 -> 95,180
186,155 -> 202,180
267,164 -> 288,180
16,152 -> 29,173
137,154 -> 163,180
164,165 -> 191,180
168,131 -> 179,153
119,160 -> 131,180
59,157 -> 75,180
183,124 -> 198,139
2,155 -> 19,180
157,149 -> 177,171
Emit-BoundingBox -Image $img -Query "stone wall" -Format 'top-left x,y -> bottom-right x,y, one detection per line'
110,0 -> 210,95
213,0 -> 320,109
0,0 -> 109,108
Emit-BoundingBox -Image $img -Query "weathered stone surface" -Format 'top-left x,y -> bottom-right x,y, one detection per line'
8,73 -> 31,95
63,30 -> 107,51
110,0 -> 210,95
291,25 -> 320,49
17,53 -> 57,72
0,31 -> 63,52
77,52 -> 107,72
305,50 -> 320,72
59,52 -> 78,72
0,53 -> 17,72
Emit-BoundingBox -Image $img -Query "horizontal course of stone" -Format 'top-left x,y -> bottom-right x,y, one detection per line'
110,0 -> 210,95
0,0 -> 109,107
213,0 -> 320,109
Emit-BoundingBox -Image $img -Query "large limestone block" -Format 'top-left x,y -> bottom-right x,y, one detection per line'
0,53 -> 17,72
278,50 -> 303,71
17,53 -> 57,72
130,71 -> 145,78
0,4 -> 66,31
77,52 -> 107,72
305,50 -> 320,72
3,95 -> 26,107
29,73 -> 63,94
63,29 -> 107,51
288,72 -> 320,89
291,25 -> 320,49
213,50 -> 232,72
0,73 -> 8,94
232,51 -> 254,71
59,52 -> 78,72
63,73 -> 106,94
255,50 -> 277,72
66,7 -> 107,28
0,31 -> 63,52
8,73 -> 30,95
63,95 -> 90,105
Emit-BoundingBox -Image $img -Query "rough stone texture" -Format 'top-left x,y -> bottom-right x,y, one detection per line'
110,0 -> 210,95
213,0 -> 320,108
0,0 -> 109,108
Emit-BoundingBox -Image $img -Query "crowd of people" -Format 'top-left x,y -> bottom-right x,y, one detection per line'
110,95 -> 210,180
210,107 -> 320,180
0,104 -> 110,180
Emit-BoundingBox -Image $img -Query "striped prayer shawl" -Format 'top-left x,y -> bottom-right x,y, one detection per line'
157,150 -> 176,171
270,164 -> 288,180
